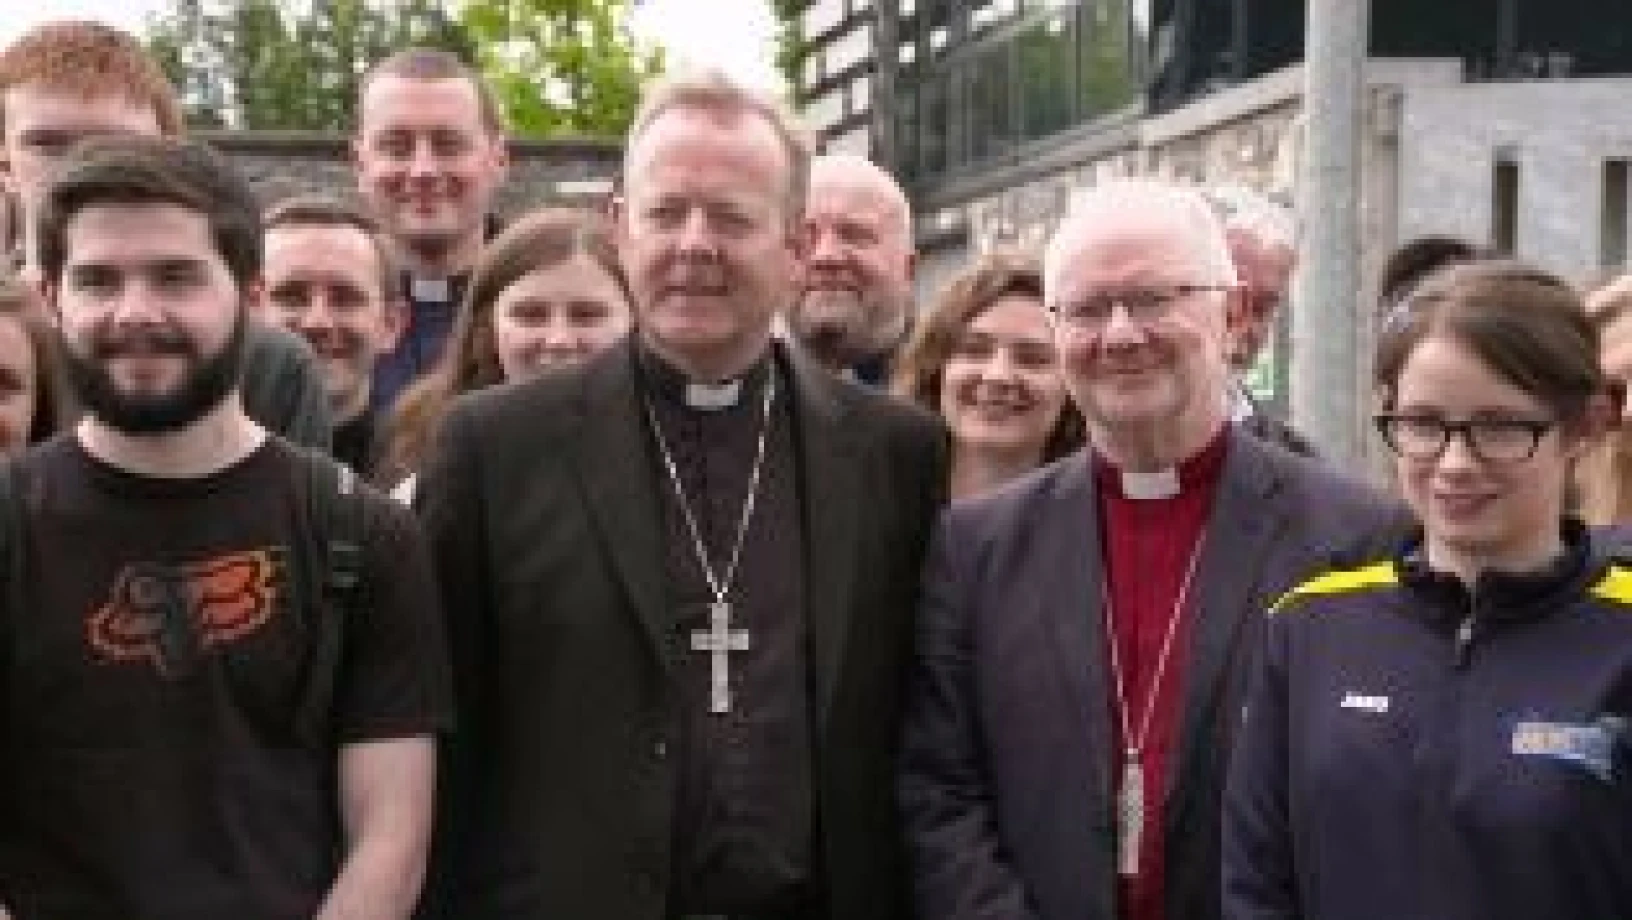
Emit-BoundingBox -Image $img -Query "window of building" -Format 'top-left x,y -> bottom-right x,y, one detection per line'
851,75 -> 872,114
805,90 -> 847,135
1081,0 -> 1140,118
803,0 -> 846,39
828,124 -> 871,156
922,70 -> 949,178
1019,14 -> 1077,140
828,23 -> 874,75
968,45 -> 1015,164
1492,155 -> 1520,255
1603,159 -> 1630,269
804,48 -> 827,88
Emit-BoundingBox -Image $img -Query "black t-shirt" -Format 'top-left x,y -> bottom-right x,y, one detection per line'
0,434 -> 451,920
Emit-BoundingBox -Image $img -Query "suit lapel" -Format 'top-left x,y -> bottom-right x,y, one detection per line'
572,341 -> 671,664
1165,430 -> 1288,806
1039,454 -> 1115,805
787,346 -> 860,729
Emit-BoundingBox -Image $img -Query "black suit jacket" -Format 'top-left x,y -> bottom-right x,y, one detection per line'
417,339 -> 948,920
899,428 -> 1405,920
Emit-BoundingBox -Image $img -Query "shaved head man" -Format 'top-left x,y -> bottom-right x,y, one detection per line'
790,153 -> 915,379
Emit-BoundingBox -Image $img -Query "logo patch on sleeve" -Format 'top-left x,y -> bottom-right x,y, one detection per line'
1510,717 -> 1627,782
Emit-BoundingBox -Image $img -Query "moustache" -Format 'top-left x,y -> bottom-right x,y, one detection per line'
90,327 -> 197,361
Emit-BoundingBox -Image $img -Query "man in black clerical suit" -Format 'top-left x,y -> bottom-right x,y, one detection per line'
415,69 -> 948,920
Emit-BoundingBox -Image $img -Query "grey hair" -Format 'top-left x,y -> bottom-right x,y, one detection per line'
809,152 -> 913,241
624,66 -> 813,220
1043,179 -> 1238,306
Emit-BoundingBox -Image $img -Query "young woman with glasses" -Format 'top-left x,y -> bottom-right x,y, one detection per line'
1222,260 -> 1632,920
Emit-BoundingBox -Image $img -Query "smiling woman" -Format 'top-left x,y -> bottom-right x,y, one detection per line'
377,206 -> 633,494
1224,260 -> 1632,920
893,251 -> 1083,499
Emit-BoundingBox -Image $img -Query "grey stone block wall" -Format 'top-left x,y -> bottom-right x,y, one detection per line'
197,130 -> 622,218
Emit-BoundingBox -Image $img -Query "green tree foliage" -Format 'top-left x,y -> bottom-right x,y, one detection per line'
146,0 -> 475,131
768,0 -> 806,90
457,0 -> 662,138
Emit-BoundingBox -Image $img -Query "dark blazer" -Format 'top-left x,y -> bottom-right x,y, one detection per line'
899,427 -> 1405,920
417,338 -> 948,920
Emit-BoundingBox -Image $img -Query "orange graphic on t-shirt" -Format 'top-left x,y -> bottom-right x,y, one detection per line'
88,550 -> 282,677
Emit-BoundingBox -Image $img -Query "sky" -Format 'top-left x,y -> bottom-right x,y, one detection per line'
0,0 -> 784,90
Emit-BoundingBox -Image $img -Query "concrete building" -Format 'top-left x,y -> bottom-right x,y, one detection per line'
792,0 -> 1632,431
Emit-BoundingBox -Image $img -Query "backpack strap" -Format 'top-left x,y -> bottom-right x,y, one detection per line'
294,449 -> 366,747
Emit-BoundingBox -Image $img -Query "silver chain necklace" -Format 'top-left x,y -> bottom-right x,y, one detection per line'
1101,535 -> 1204,878
642,366 -> 776,714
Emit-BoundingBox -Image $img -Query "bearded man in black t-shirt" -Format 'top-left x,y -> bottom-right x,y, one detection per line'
0,135 -> 451,920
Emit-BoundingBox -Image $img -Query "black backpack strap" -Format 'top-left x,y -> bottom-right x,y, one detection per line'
294,450 -> 366,747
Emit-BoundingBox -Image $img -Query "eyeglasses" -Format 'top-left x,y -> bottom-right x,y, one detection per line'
1050,284 -> 1232,331
1374,413 -> 1557,463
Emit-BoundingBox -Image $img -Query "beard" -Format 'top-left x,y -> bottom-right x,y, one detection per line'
63,311 -> 247,436
793,286 -> 907,368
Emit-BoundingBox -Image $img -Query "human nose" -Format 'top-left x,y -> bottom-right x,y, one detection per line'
808,226 -> 845,265
108,281 -> 165,325
1434,425 -> 1481,471
294,295 -> 340,334
977,344 -> 1023,384
1097,301 -> 1146,346
539,316 -> 581,352
675,208 -> 719,256
407,140 -> 440,179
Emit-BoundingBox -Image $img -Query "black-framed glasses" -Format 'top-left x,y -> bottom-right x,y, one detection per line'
1050,284 -> 1233,331
1374,413 -> 1557,463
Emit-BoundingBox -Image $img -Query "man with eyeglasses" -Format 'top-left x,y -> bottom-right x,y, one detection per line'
899,180 -> 1402,920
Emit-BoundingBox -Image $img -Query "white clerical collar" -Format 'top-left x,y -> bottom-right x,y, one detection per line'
1120,467 -> 1181,500
408,275 -> 452,303
685,379 -> 744,411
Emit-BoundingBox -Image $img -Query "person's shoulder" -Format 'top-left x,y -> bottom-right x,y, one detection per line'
243,317 -> 317,368
811,363 -> 945,444
1268,558 -> 1403,620
264,437 -> 420,538
1234,432 -> 1412,562
943,453 -> 1087,536
442,360 -> 591,443
1237,427 -> 1390,511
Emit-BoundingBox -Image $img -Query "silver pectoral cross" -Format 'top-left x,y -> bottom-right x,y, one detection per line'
690,601 -> 751,714
1117,749 -> 1145,877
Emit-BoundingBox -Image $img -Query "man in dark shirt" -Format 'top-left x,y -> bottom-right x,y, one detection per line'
416,69 -> 947,920
351,48 -> 508,411
1,134 -> 449,919
0,19 -> 333,450
258,194 -> 405,477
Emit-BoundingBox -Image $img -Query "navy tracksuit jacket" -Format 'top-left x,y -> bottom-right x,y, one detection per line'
1223,525 -> 1632,920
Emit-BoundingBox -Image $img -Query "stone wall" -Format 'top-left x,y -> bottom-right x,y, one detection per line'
1397,76 -> 1632,286
198,130 -> 622,217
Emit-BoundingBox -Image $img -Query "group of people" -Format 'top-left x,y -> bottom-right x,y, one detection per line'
0,15 -> 1628,920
